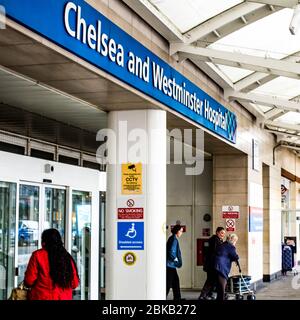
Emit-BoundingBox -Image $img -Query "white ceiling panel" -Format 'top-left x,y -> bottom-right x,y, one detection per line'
0,68 -> 107,133
149,0 -> 243,33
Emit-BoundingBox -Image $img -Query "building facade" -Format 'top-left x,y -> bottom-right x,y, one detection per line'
0,0 -> 299,300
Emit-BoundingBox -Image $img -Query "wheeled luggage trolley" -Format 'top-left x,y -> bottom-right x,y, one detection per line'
226,273 -> 256,300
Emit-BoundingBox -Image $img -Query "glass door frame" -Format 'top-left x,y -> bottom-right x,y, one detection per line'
15,181 -> 67,287
0,177 -> 19,289
42,183 -> 67,244
67,186 -> 99,300
14,183 -> 99,299
0,178 -> 18,299
2,179 -> 100,300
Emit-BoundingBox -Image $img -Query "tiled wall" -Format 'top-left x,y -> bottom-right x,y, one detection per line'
213,154 -> 248,275
167,161 -> 213,289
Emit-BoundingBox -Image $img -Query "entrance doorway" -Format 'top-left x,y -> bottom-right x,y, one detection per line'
17,183 -> 67,285
0,151 -> 105,300
167,206 -> 192,288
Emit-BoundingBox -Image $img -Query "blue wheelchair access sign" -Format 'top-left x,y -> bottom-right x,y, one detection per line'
118,222 -> 144,250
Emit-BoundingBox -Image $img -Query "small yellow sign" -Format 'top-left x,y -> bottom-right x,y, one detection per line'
123,252 -> 137,266
122,163 -> 142,195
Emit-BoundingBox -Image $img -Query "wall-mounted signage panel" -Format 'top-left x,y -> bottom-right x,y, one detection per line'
117,221 -> 144,250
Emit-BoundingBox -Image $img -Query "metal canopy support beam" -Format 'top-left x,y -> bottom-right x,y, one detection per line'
121,0 -> 184,42
278,137 -> 300,144
224,90 -> 300,112
264,108 -> 286,119
181,4 -> 282,47
237,101 -> 266,120
182,2 -> 263,45
269,110 -> 288,120
190,59 -> 235,89
265,119 -> 300,132
187,63 -> 266,118
234,51 -> 300,92
235,72 -> 275,92
176,45 -> 300,79
264,95 -> 300,120
194,5 -> 281,48
264,128 -> 291,138
246,0 -> 298,8
278,143 -> 300,151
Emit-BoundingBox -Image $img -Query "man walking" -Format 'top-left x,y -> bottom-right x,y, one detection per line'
166,224 -> 183,300
198,226 -> 226,300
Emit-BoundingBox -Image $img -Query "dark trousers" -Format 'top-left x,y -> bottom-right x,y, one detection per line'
216,273 -> 227,300
166,267 -> 181,300
199,270 -> 217,298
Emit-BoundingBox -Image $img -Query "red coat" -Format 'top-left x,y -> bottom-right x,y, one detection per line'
24,248 -> 79,300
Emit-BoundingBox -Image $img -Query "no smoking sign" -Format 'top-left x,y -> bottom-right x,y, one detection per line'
127,199 -> 135,207
226,219 -> 235,232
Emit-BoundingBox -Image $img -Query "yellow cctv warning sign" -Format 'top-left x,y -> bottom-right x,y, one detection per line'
122,163 -> 142,195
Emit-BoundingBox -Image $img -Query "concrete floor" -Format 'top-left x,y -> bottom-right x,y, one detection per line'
168,273 -> 300,300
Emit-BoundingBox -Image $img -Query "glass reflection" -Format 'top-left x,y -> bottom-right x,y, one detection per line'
71,191 -> 91,300
0,182 -> 16,300
18,185 -> 39,284
44,188 -> 66,240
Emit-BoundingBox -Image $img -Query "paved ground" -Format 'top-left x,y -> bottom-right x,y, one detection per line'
255,273 -> 300,300
167,272 -> 300,300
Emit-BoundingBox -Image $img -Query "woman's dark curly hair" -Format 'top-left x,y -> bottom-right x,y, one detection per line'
42,228 -> 79,289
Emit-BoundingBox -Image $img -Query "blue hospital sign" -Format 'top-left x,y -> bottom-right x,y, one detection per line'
1,0 -> 237,143
118,222 -> 144,250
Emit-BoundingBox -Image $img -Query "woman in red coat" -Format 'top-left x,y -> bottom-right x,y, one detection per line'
24,228 -> 79,300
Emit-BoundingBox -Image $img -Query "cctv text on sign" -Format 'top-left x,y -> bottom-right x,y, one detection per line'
122,163 -> 142,195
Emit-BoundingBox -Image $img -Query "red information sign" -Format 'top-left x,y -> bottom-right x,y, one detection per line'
222,212 -> 239,219
222,206 -> 240,219
118,208 -> 144,219
226,219 -> 235,232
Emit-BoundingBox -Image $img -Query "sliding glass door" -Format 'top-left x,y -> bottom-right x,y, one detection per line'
17,184 -> 40,284
0,181 -> 16,299
71,190 -> 92,300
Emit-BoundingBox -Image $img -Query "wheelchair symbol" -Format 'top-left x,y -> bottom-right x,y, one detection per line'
125,223 -> 137,239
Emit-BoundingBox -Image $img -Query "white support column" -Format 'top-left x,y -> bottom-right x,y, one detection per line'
106,109 -> 166,300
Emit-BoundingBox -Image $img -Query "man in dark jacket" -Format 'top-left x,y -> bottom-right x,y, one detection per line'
166,224 -> 183,300
198,227 -> 225,300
